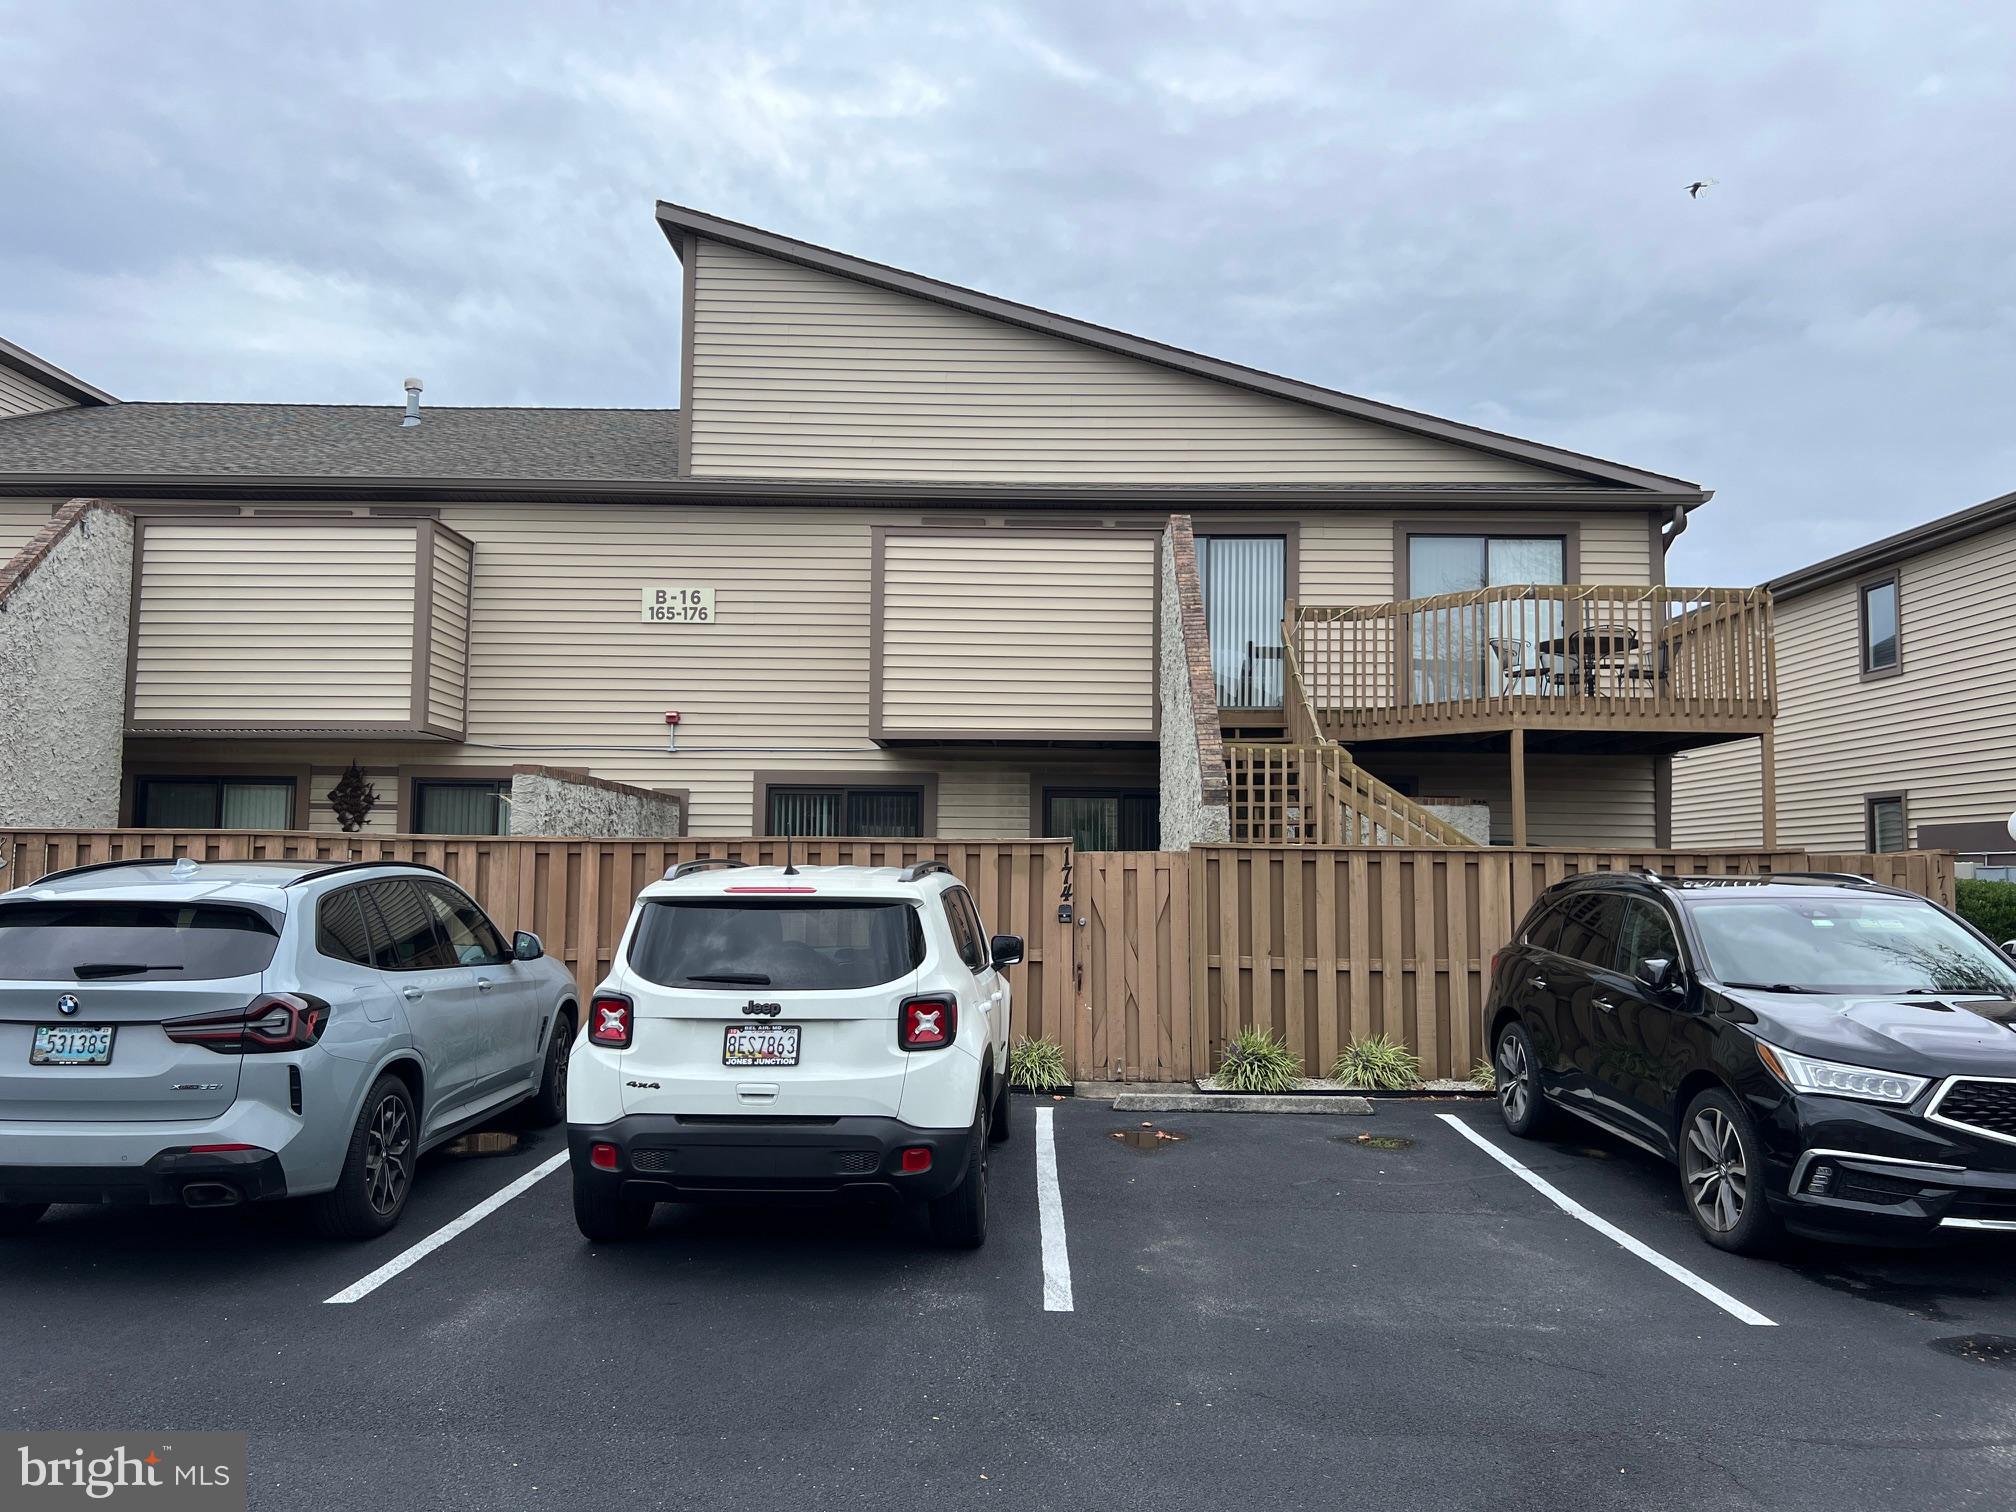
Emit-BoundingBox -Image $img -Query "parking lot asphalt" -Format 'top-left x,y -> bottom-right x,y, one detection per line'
7,1096 -> 2016,1511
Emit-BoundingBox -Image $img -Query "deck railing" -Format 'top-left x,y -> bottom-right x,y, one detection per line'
1224,742 -> 1474,847
1289,584 -> 1775,740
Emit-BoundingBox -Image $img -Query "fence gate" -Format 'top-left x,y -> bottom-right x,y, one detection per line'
1073,851 -> 1193,1083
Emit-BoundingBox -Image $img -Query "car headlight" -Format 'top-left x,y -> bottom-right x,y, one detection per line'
1754,1039 -> 1930,1105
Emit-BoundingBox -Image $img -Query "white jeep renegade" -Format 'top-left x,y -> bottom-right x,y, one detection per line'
565,859 -> 1021,1248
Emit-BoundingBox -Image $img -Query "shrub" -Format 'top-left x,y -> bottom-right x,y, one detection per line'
1956,879 -> 2016,944
1470,1057 -> 1496,1091
1008,1035 -> 1070,1091
1330,1033 -> 1422,1090
1217,1027 -> 1303,1093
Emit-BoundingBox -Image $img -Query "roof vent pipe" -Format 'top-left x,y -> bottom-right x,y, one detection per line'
401,377 -> 423,427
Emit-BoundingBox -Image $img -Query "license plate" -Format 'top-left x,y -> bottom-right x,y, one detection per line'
31,1025 -> 115,1066
723,1024 -> 800,1067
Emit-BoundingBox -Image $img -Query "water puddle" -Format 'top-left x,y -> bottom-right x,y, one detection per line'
445,1131 -> 522,1158
1333,1133 -> 1415,1151
1797,1265 -> 1990,1322
1929,1334 -> 2016,1368
1110,1124 -> 1188,1151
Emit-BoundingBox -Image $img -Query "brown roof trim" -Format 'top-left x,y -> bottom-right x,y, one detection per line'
0,337 -> 116,407
0,471 -> 1706,511
1769,487 -> 2016,602
654,200 -> 1702,496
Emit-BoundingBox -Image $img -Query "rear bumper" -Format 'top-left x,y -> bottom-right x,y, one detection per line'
568,1114 -> 975,1203
0,1146 -> 288,1207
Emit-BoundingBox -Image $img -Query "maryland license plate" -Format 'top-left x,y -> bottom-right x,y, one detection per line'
31,1025 -> 115,1066
723,1024 -> 800,1067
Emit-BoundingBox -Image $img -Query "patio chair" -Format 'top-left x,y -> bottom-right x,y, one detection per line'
1488,637 -> 1572,696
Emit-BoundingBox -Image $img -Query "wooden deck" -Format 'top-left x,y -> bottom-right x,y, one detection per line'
1289,584 -> 1776,743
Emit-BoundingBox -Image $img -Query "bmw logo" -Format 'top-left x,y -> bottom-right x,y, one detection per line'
56,994 -> 80,1016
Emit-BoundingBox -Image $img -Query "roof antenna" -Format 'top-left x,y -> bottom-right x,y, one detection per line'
782,830 -> 799,876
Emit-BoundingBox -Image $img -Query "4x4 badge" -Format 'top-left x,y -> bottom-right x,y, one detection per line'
742,1000 -> 782,1017
56,994 -> 80,1016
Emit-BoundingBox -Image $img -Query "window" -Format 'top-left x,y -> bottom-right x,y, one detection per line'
316,889 -> 378,967
1406,534 -> 1567,702
766,786 -> 922,838
360,880 -> 459,971
628,900 -> 927,992
417,882 -> 509,966
1614,900 -> 1682,974
134,776 -> 295,830
941,888 -> 986,971
1195,535 -> 1287,710
1043,789 -> 1160,851
413,780 -> 510,836
1553,892 -> 1625,967
0,900 -> 281,983
1523,901 -> 1566,954
1867,795 -> 1908,853
1860,576 -> 1900,674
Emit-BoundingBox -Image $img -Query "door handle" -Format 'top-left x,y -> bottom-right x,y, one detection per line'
402,987 -> 423,1001
476,978 -> 493,992
1592,995 -> 1617,1013
1527,977 -> 1549,991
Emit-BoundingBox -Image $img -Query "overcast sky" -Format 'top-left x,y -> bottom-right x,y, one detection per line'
3,1 -> 2010,583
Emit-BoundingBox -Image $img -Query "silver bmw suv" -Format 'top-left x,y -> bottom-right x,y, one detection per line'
0,858 -> 578,1238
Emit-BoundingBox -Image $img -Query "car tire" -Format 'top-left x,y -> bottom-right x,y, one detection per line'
1679,1086 -> 1780,1255
1493,1020 -> 1554,1139
929,1102 -> 989,1250
988,1069 -> 1012,1145
307,1074 -> 418,1241
572,1177 -> 654,1243
0,1203 -> 48,1236
525,1014 -> 573,1129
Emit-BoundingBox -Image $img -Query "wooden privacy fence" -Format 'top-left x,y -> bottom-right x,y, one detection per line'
0,830 -> 1077,1055
0,830 -> 1955,1085
1078,845 -> 1955,1084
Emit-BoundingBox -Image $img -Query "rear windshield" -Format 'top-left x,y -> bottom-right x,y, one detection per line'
0,901 -> 282,983
627,900 -> 925,992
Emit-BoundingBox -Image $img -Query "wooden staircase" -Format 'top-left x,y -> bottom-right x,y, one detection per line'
1223,740 -> 1473,846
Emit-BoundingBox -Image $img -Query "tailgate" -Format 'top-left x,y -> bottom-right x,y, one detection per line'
0,978 -> 253,1121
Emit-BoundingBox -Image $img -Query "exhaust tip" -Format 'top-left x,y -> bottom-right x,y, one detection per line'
181,1182 -> 242,1209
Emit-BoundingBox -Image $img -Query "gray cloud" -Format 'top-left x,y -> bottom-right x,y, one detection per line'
2,0 -> 2010,583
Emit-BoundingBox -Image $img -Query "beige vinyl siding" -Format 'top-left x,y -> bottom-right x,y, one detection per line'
878,532 -> 1157,737
1670,740 -> 1764,847
1358,752 -> 1659,847
0,500 -> 53,559
1299,510 -> 1662,604
1579,514 -> 1657,582
426,528 -> 473,734
686,238 -> 1574,485
0,368 -> 74,418
309,765 -> 401,833
1673,519 -> 2016,851
131,521 -> 419,727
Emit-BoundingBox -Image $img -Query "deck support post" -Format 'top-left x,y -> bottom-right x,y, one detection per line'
1509,726 -> 1528,847
1759,727 -> 1777,849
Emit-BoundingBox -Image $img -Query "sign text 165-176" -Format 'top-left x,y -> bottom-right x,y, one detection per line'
641,586 -> 714,623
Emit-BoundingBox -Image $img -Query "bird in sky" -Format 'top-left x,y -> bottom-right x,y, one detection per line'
1686,178 -> 1718,199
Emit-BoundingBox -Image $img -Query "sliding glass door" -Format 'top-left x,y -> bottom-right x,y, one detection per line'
1406,535 -> 1565,701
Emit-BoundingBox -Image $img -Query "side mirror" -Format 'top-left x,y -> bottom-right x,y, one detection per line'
1636,957 -> 1680,994
513,930 -> 545,962
2001,940 -> 2016,961
990,934 -> 1025,969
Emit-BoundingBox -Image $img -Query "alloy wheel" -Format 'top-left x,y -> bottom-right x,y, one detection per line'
1683,1107 -> 1747,1233
364,1095 -> 414,1215
549,1036 -> 568,1117
1496,1033 -> 1531,1125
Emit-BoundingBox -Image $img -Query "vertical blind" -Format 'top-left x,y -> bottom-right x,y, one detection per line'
136,778 -> 293,830
416,782 -> 509,835
767,789 -> 922,838
1196,536 -> 1286,710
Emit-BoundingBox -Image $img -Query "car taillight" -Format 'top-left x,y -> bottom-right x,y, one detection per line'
589,993 -> 633,1049
899,993 -> 957,1051
163,993 -> 329,1054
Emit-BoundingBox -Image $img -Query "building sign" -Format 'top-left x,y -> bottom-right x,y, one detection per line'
641,585 -> 715,623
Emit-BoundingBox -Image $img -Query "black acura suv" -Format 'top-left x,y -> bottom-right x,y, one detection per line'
1486,870 -> 2016,1253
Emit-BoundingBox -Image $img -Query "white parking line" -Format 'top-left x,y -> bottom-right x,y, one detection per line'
1034,1106 -> 1074,1312
1437,1114 -> 1776,1327
323,1151 -> 568,1305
